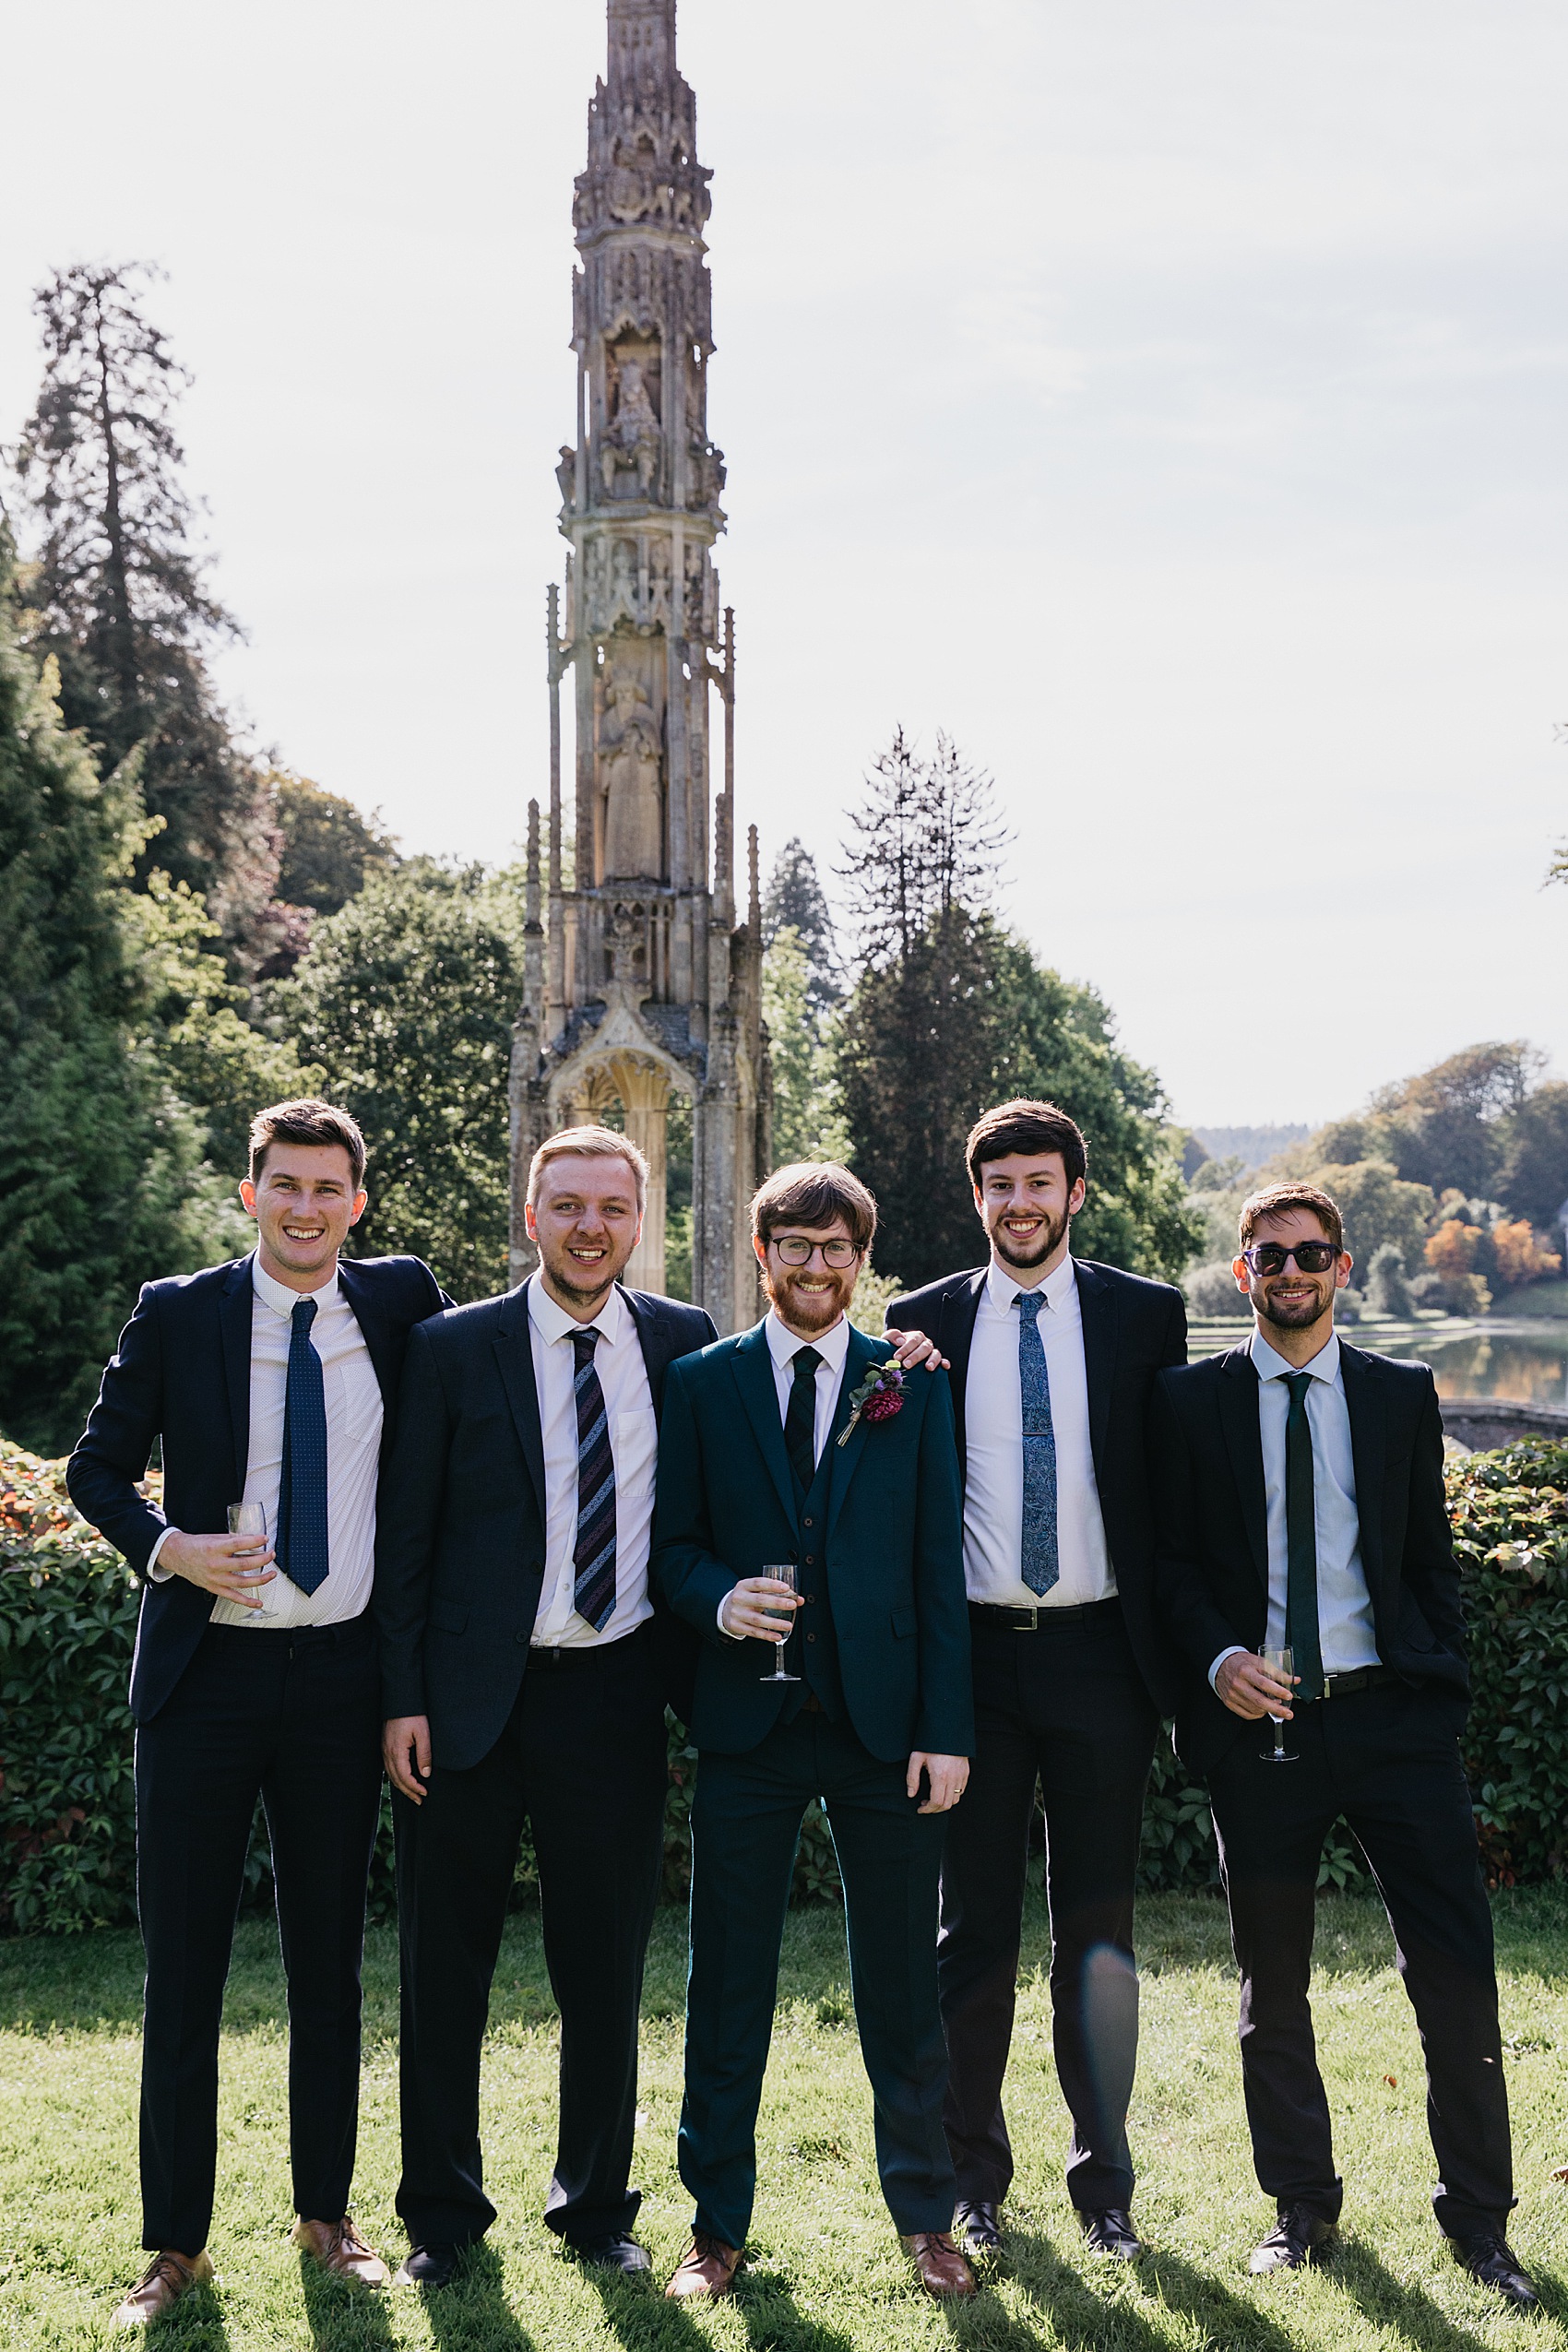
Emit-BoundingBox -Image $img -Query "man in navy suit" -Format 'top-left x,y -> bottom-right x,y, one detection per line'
376,1127 -> 716,2287
68,1099 -> 449,2326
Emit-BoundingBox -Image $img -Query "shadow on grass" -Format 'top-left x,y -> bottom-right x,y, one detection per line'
142,2274 -> 231,2351
584,2258 -> 855,2352
1336,2233 -> 1562,2347
416,2242 -> 538,2352
297,2251 -> 399,2351
965,2232 -> 1304,2352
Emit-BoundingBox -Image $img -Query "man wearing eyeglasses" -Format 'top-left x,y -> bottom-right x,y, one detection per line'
1150,1181 -> 1535,2308
652,1163 -> 976,2304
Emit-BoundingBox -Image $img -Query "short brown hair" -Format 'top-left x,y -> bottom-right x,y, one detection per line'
1238,1182 -> 1344,1254
966,1099 -> 1087,1192
528,1124 -> 648,1210
751,1162 -> 877,1254
249,1099 -> 367,1189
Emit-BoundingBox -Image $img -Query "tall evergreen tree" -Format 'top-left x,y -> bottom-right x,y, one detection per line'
11,262 -> 276,943
763,838 -> 842,1011
0,531 -> 236,1453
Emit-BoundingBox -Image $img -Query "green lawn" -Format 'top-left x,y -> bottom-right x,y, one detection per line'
5,1889 -> 1568,2349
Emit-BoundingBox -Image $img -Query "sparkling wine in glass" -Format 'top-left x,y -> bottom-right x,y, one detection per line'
758,1562 -> 802,1684
1260,1645 -> 1297,1764
228,1501 -> 270,1614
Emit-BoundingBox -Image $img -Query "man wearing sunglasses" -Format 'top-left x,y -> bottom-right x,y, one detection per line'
1150,1182 -> 1535,2307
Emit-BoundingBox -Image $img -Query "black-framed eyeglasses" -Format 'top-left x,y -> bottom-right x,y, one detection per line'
771,1236 -> 862,1269
1241,1241 -> 1339,1276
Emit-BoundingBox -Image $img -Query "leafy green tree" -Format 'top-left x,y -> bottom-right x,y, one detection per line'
763,838 -> 841,1011
1366,1042 -> 1539,1201
273,773 -> 398,916
0,535 -> 235,1453
270,864 -> 519,1300
762,926 -> 849,1165
11,263 -> 275,943
1495,1081 -> 1568,1229
1309,1160 -> 1435,1277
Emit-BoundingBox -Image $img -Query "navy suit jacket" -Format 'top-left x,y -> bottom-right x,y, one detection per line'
1149,1340 -> 1469,1776
373,1277 -> 717,1772
66,1251 -> 449,1722
887,1256 -> 1187,1710
652,1319 -> 974,1764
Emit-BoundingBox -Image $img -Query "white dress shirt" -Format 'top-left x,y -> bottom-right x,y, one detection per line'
962,1255 -> 1115,1607
718,1311 -> 852,1637
148,1254 -> 384,1627
1208,1327 -> 1381,1687
528,1276 -> 658,1648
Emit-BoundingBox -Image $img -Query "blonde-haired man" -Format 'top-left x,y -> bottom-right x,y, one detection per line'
375,1125 -> 717,2286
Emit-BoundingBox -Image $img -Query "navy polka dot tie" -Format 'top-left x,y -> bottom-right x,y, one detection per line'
278,1298 -> 330,1596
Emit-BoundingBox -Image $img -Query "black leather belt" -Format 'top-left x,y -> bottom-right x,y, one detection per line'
528,1620 -> 651,1668
968,1598 -> 1122,1633
1304,1664 -> 1396,1702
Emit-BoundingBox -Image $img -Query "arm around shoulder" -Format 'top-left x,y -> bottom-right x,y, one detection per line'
651,1357 -> 738,1641
373,1317 -> 454,1719
910,1367 -> 974,1757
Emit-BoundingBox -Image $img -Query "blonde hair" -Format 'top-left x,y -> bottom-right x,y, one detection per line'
527,1124 -> 648,1211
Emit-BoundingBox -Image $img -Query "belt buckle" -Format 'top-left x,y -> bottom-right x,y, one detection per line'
1016,1604 -> 1039,1633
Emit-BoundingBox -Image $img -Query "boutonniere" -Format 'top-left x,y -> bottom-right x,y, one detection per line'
837,1358 -> 905,1445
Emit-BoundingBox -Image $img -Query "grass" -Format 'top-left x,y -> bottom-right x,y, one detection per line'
4,1889 -> 1568,2349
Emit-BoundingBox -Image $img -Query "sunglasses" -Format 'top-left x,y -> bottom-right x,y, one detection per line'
1241,1242 -> 1339,1277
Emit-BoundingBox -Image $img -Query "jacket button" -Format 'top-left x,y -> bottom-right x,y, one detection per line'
804,1555 -> 815,1566
806,1633 -> 817,1644
804,1592 -> 816,1604
803,1516 -> 814,1527
516,1632 -> 529,1645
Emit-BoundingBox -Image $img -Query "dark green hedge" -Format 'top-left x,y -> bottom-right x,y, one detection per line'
5,1435 -> 1564,1933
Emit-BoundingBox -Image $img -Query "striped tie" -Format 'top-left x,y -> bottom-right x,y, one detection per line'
278,1298 -> 330,1595
572,1326 -> 617,1631
1016,1289 -> 1060,1598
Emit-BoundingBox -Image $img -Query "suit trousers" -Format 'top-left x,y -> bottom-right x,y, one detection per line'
134,1616 -> 383,2253
1207,1678 -> 1513,2235
937,1603 -> 1158,2212
393,1622 -> 667,2248
680,1710 -> 955,2251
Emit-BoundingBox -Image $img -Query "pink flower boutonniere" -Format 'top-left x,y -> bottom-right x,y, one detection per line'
837,1358 -> 905,1446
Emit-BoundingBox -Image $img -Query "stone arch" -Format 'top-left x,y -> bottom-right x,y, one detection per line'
547,1039 -> 696,1297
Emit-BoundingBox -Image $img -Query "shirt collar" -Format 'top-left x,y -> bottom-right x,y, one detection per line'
1250,1326 -> 1341,1385
766,1308 -> 850,1375
252,1253 -> 340,1320
528,1272 -> 631,1348
985,1251 -> 1077,1317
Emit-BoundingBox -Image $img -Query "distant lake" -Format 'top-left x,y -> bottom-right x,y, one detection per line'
1359,1325 -> 1568,1409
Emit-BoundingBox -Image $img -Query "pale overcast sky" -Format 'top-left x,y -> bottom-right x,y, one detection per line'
3,1 -> 1565,1128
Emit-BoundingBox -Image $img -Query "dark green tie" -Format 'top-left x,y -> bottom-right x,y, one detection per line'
1284,1372 -> 1324,1702
785,1347 -> 822,1493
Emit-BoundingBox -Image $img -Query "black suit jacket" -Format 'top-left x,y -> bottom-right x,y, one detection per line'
373,1277 -> 718,1771
66,1251 -> 451,1723
1149,1341 -> 1469,1776
887,1256 -> 1188,1709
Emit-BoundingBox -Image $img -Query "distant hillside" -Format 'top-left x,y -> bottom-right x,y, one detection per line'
1191,1124 -> 1310,1175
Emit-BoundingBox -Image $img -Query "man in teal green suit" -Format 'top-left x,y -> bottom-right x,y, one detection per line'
654,1163 -> 977,2304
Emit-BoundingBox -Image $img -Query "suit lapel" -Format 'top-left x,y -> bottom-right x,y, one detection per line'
623,1284 -> 677,1419
219,1256 -> 254,1498
338,1260 -> 401,1457
1339,1342 -> 1386,1592
493,1279 -> 548,1524
1218,1346 -> 1269,1591
731,1321 -> 800,1531
826,1325 -> 883,1544
1075,1258 -> 1116,1486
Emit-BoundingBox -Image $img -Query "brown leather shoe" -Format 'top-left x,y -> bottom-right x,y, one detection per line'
902,2230 -> 978,2298
112,2250 -> 213,2327
664,2232 -> 742,2299
293,2215 -> 391,2287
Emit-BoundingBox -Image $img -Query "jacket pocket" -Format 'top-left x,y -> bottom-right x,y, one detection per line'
891,1607 -> 916,1640
428,1599 -> 469,1635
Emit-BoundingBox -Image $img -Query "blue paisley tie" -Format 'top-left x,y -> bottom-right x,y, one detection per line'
1016,1290 -> 1060,1598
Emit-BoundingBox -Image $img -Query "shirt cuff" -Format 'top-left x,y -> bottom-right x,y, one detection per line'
1209,1644 -> 1247,1692
717,1590 -> 745,1643
146,1526 -> 180,1583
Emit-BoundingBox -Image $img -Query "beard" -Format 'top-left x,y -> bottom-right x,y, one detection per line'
1256,1281 -> 1332,1331
764,1265 -> 856,1331
988,1203 -> 1069,1273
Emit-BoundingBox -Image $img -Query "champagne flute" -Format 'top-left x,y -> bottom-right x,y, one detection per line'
757,1562 -> 802,1684
227,1502 -> 270,1614
1259,1644 -> 1297,1764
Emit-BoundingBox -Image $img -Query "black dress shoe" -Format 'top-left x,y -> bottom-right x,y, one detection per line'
1450,2230 -> 1540,2310
393,2243 -> 461,2289
954,2200 -> 1004,2255
1080,2207 -> 1143,2261
576,2234 -> 653,2275
1250,2204 -> 1336,2274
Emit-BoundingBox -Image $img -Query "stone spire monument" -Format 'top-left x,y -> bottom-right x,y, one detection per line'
509,0 -> 770,1329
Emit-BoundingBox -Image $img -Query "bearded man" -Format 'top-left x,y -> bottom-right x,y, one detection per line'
885,1099 -> 1187,2264
652,1163 -> 977,2303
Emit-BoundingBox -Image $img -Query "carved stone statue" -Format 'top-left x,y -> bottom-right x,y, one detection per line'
555,445 -> 576,509
601,354 -> 660,497
600,664 -> 663,879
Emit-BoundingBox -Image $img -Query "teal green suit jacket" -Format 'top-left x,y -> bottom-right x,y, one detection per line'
652,1319 -> 973,1763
